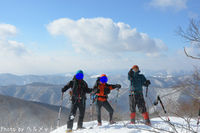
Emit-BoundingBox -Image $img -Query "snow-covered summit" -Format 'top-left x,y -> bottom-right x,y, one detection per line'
51,117 -> 198,133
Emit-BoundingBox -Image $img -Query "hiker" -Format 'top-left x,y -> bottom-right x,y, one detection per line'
92,74 -> 121,126
128,65 -> 151,125
61,70 -> 92,132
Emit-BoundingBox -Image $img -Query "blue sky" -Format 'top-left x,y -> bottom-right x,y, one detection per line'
0,0 -> 199,75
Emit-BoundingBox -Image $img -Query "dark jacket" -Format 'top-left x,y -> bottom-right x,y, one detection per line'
128,70 -> 147,95
62,76 -> 92,100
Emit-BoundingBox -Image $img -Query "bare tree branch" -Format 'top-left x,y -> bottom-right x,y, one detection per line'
178,19 -> 200,43
178,19 -> 200,60
174,69 -> 200,100
184,47 -> 200,59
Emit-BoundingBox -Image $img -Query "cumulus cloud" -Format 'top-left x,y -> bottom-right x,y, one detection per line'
0,40 -> 27,56
47,17 -> 167,56
149,0 -> 187,11
0,23 -> 27,56
0,23 -> 17,39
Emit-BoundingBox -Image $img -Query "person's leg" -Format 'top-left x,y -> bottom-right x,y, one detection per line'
102,101 -> 114,123
137,94 -> 151,125
129,95 -> 136,124
67,100 -> 78,130
77,100 -> 86,129
96,100 -> 103,124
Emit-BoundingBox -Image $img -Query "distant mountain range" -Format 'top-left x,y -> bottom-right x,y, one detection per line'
0,73 -> 71,86
0,73 -> 184,104
0,73 -> 192,113
0,71 -> 190,86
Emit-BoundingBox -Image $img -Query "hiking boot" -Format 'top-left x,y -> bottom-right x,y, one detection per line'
142,112 -> 151,126
98,122 -> 102,126
130,119 -> 135,124
77,127 -> 86,130
66,129 -> 72,133
130,112 -> 136,124
144,119 -> 151,126
109,120 -> 116,125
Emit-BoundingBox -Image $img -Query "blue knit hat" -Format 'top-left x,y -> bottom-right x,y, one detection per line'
75,70 -> 84,80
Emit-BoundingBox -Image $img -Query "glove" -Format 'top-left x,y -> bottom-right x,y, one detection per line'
144,80 -> 151,87
61,88 -> 66,93
146,80 -> 151,85
115,84 -> 121,89
128,69 -> 133,74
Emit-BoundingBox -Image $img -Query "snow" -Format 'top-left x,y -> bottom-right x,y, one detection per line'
51,117 -> 199,133
90,75 -> 101,79
65,73 -> 73,77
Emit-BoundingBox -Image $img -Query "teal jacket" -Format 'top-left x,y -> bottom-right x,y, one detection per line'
128,70 -> 147,95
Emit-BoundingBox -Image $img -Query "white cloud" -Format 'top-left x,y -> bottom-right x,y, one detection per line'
149,0 -> 187,11
47,17 -> 167,56
0,20 -> 196,75
0,23 -> 28,56
0,23 -> 17,39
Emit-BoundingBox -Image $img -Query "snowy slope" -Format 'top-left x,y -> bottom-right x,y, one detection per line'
52,117 -> 199,133
0,94 -> 69,132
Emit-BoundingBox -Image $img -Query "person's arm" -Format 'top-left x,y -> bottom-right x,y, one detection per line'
142,75 -> 147,84
108,84 -> 121,90
142,75 -> 151,87
128,69 -> 134,81
61,81 -> 73,93
92,87 -> 99,94
84,81 -> 93,93
92,77 -> 100,94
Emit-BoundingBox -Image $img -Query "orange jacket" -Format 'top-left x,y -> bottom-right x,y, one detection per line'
96,83 -> 115,102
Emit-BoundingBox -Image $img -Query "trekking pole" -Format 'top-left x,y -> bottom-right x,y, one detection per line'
145,86 -> 148,97
115,89 -> 120,103
90,94 -> 93,121
197,108 -> 200,132
157,96 -> 170,121
197,116 -> 199,132
57,92 -> 64,128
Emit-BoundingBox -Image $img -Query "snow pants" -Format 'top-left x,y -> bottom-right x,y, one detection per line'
129,94 -> 147,114
96,100 -> 114,123
67,98 -> 86,129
